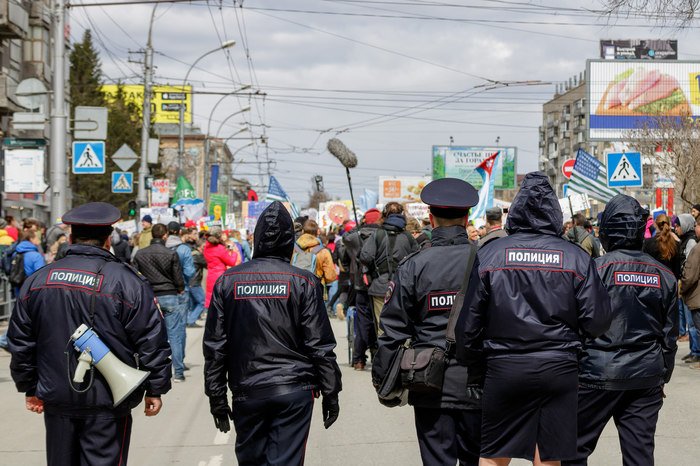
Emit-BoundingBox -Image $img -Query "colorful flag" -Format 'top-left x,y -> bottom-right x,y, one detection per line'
568,149 -> 620,203
469,151 -> 500,219
171,175 -> 200,206
266,176 -> 300,219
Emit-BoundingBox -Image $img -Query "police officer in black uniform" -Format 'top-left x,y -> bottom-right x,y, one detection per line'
456,172 -> 613,465
7,202 -> 172,466
203,201 -> 342,466
563,195 -> 678,466
373,178 -> 482,466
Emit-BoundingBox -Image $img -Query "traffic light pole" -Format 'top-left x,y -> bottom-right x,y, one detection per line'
50,0 -> 67,220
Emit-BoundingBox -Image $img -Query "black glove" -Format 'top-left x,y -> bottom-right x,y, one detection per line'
209,396 -> 232,433
322,393 -> 340,429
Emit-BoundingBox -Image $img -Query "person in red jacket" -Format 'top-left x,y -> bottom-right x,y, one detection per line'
204,226 -> 241,308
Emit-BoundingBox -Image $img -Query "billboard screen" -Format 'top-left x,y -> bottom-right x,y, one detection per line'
432,146 -> 516,189
588,60 -> 700,140
102,85 -> 192,124
378,176 -> 431,204
600,39 -> 678,60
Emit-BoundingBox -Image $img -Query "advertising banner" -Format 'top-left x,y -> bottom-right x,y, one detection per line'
102,85 -> 192,124
378,176 -> 431,204
588,60 -> 700,140
600,39 -> 677,60
432,146 -> 516,189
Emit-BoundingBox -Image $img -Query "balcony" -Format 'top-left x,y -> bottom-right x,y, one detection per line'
562,114 -> 571,122
574,106 -> 585,116
0,72 -> 22,112
0,0 -> 29,39
561,130 -> 571,139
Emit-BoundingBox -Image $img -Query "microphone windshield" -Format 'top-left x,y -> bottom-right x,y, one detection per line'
327,138 -> 358,168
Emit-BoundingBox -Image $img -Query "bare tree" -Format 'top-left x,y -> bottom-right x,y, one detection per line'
603,0 -> 699,24
626,116 -> 700,209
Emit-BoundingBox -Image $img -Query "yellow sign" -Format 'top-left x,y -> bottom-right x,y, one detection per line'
101,85 -> 192,124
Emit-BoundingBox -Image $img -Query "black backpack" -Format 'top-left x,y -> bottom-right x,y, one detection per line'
9,251 -> 27,288
2,242 -> 17,276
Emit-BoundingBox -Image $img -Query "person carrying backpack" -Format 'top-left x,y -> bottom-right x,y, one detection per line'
293,220 -> 337,286
0,230 -> 45,351
360,202 -> 419,337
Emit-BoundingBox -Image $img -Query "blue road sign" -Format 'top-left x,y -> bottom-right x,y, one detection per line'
72,141 -> 105,174
607,152 -> 642,188
112,172 -> 133,193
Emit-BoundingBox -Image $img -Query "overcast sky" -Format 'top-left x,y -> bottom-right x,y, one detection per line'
68,0 -> 694,205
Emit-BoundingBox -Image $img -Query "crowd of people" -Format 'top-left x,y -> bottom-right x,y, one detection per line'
0,170 -> 697,465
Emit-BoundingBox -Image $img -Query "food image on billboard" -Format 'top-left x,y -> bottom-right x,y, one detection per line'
588,60 -> 700,140
432,146 -> 516,189
378,176 -> 431,204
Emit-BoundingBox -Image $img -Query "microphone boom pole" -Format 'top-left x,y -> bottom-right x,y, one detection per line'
327,138 -> 360,225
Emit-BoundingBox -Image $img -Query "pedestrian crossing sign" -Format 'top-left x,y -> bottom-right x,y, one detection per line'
112,172 -> 133,193
72,141 -> 105,174
606,152 -> 642,188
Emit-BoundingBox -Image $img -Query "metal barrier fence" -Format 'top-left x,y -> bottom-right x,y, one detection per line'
0,276 -> 15,321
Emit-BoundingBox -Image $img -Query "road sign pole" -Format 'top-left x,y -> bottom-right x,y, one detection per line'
50,0 -> 68,220
138,44 -> 153,205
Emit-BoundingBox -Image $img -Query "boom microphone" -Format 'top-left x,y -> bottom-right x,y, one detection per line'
327,138 -> 358,168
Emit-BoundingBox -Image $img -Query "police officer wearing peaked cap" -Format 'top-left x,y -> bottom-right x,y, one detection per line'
373,177 -> 483,466
7,202 -> 172,466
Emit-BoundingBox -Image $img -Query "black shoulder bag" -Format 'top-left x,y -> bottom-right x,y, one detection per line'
400,243 -> 477,393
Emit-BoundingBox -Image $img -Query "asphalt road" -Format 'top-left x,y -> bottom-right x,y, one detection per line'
1,318 -> 699,465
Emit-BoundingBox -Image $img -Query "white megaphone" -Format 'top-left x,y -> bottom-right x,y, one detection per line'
70,324 -> 151,407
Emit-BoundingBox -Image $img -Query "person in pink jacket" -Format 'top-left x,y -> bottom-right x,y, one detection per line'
203,226 -> 241,308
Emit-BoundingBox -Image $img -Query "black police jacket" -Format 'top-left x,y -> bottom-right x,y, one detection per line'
372,225 -> 481,409
203,201 -> 342,401
132,238 -> 185,296
8,244 -> 172,417
456,172 -> 613,364
579,194 -> 678,390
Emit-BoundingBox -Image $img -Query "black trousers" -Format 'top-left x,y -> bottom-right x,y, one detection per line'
353,290 -> 376,364
562,386 -> 663,466
232,390 -> 315,466
414,407 -> 481,466
44,411 -> 132,466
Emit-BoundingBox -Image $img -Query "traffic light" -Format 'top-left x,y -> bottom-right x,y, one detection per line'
128,200 -> 137,217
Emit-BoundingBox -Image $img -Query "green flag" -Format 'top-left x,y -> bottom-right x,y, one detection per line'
171,175 -> 199,205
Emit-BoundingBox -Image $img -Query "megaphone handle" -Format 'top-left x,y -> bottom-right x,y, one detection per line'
73,351 -> 93,383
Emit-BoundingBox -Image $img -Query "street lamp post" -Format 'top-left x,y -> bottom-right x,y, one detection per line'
177,40 -> 236,175
214,106 -> 251,139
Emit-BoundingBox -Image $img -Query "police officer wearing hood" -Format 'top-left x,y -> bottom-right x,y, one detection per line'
7,202 -> 172,466
457,172 -> 612,465
563,195 -> 678,466
203,201 -> 342,465
373,178 -> 482,466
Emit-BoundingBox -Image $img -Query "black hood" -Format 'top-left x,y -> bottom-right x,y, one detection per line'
505,171 -> 563,236
253,201 -> 295,261
599,194 -> 648,252
382,213 -> 406,230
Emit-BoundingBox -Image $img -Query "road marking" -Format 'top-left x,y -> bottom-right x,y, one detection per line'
214,431 -> 230,445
